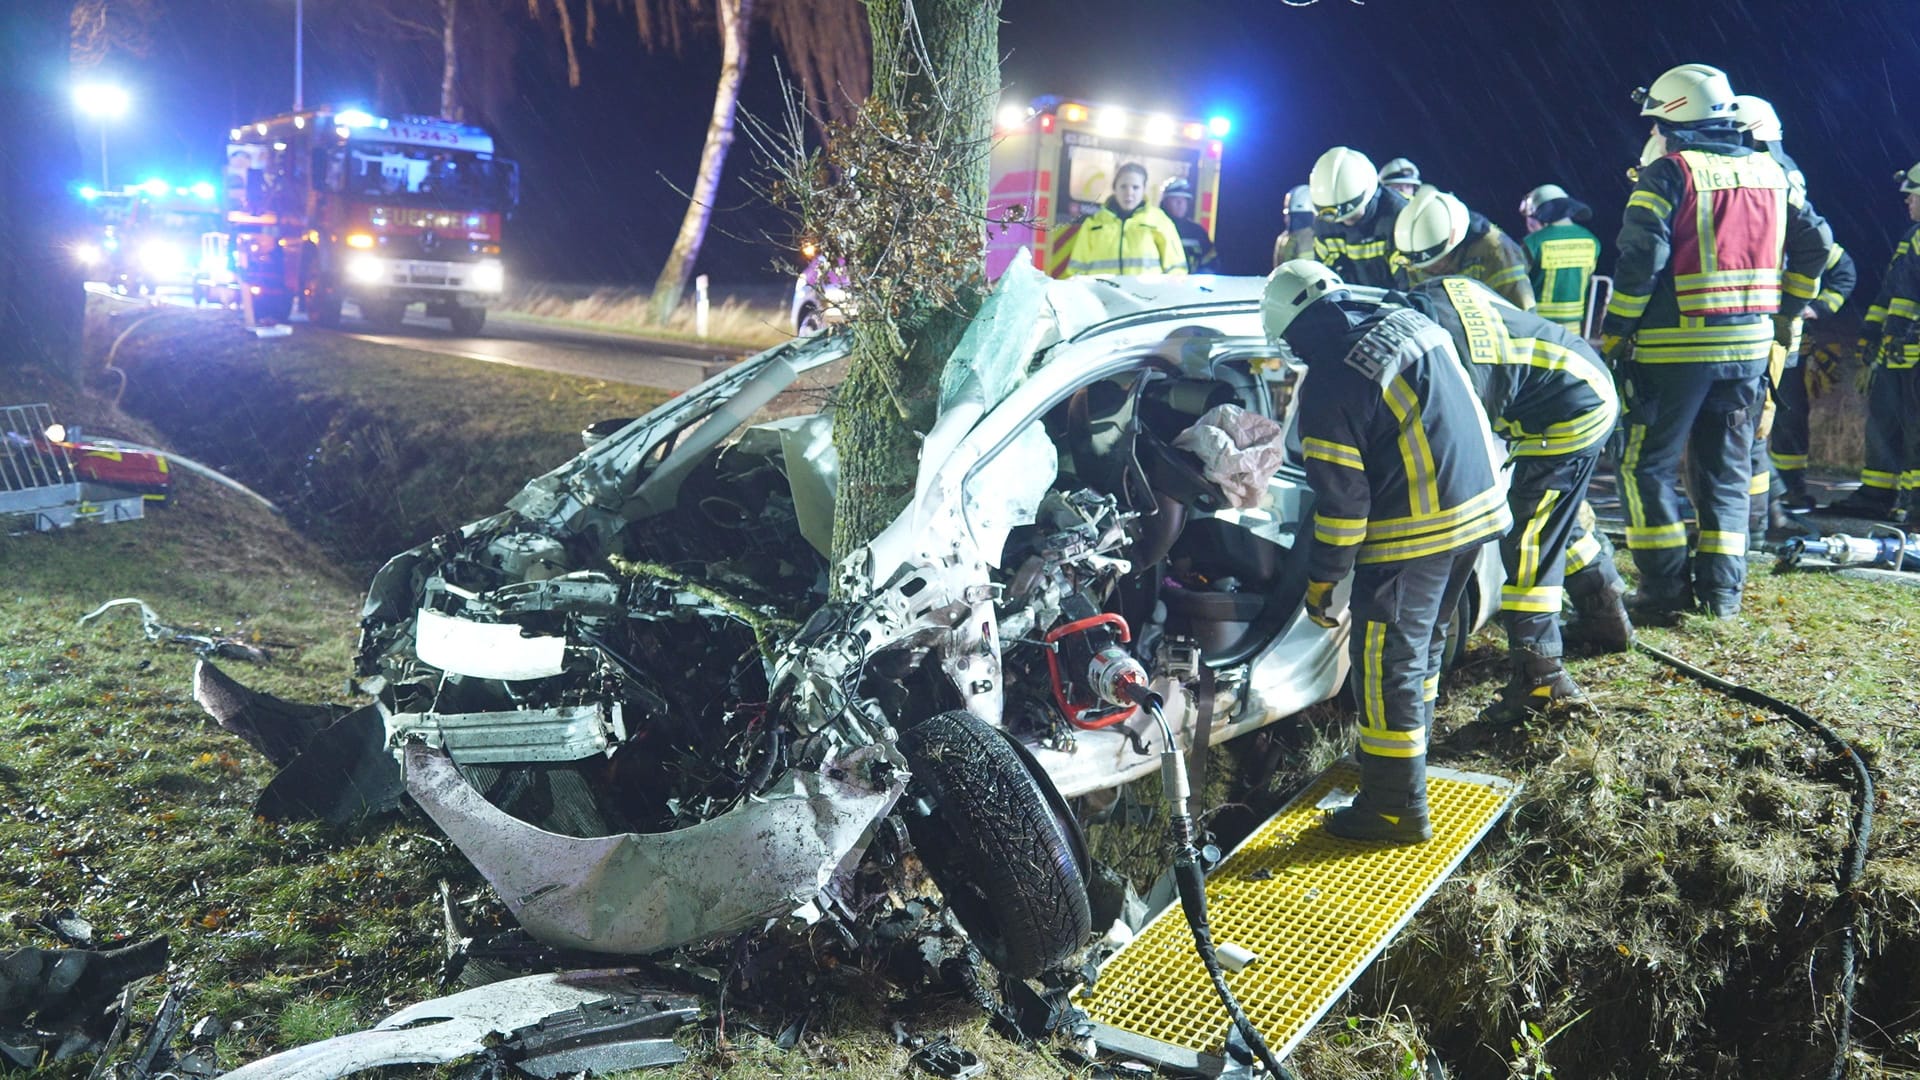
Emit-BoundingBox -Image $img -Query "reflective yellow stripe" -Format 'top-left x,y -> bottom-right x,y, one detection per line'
1363,486 -> 1508,539
1357,720 -> 1426,759
1771,452 -> 1808,471
1362,621 -> 1386,731
1782,271 -> 1819,300
1697,529 -> 1748,557
1889,298 -> 1920,320
1748,471 -> 1771,496
1501,584 -> 1564,613
1420,674 -> 1439,703
1621,423 -> 1649,529
1608,293 -> 1652,321
1675,267 -> 1781,289
1357,512 -> 1508,563
1344,240 -> 1390,259
1565,530 -> 1602,574
1486,263 -> 1529,290
1382,376 -> 1440,517
1303,437 -> 1366,470
1314,513 -> 1369,546
1516,488 -> 1561,590
1626,190 -> 1673,218
1862,470 -> 1897,490
1627,522 -> 1689,549
1816,289 -> 1845,312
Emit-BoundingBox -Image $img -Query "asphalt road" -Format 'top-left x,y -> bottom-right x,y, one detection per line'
91,283 -> 752,394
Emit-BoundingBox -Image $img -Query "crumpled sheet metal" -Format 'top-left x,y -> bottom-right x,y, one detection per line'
404,742 -> 904,955
939,252 -> 1052,412
216,970 -> 678,1080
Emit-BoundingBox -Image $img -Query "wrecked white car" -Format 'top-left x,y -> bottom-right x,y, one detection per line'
198,264 -> 1501,979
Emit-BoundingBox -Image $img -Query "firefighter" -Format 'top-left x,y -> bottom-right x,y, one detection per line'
1770,244 -> 1856,516
1727,95 -> 1856,531
1829,162 -> 1920,522
1519,183 -> 1601,333
1157,176 -> 1219,274
1378,157 -> 1422,200
1400,277 -> 1626,718
1063,162 -> 1188,278
1309,147 -> 1410,289
1273,184 -> 1317,268
1396,185 -> 1537,310
1601,63 -> 1831,618
1261,260 -> 1511,843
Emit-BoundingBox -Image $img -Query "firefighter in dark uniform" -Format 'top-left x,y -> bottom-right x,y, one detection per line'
1157,176 -> 1220,274
1309,146 -> 1410,289
1727,95 -> 1856,535
1829,162 -> 1920,522
1400,277 -> 1624,719
1262,261 -> 1511,843
1601,64 -> 1831,618
1770,245 -> 1856,516
1397,185 -> 1537,310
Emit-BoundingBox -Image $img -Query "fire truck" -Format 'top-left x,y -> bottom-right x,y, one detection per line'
791,96 -> 1227,332
212,109 -> 517,334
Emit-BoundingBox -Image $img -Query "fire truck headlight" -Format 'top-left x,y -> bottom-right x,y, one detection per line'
470,260 -> 504,292
74,243 -> 102,266
346,254 -> 387,284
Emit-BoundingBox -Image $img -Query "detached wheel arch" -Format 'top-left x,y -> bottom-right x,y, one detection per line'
897,709 -> 1092,978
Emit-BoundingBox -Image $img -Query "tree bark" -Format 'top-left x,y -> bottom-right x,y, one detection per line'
646,0 -> 753,325
440,0 -> 463,120
0,1 -> 85,379
827,0 -> 1000,577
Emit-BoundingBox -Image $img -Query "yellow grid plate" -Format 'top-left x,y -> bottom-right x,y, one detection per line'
1079,761 -> 1519,1071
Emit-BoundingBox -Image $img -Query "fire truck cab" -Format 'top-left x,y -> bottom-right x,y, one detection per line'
790,96 -> 1226,333
215,109 -> 517,334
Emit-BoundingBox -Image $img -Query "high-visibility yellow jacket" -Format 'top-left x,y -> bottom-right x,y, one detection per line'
1602,132 -> 1831,371
1522,221 -> 1600,331
1063,200 -> 1187,277
1292,305 -> 1511,581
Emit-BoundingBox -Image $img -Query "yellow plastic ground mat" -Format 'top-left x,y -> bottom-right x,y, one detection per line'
1079,761 -> 1520,1073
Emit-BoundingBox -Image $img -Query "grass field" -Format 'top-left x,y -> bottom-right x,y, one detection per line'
0,301 -> 1914,1078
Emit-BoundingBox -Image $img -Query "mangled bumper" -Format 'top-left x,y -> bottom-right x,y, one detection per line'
403,742 -> 904,955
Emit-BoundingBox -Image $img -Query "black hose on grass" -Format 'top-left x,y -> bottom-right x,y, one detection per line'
1632,638 -> 1874,1080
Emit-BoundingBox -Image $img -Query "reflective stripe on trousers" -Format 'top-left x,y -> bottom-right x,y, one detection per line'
1348,548 -> 1480,801
1499,451 -> 1599,657
1862,365 -> 1920,495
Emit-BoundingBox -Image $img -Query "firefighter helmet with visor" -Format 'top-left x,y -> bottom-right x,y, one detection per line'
1262,260 -> 1344,342
1394,185 -> 1471,269
1632,63 -> 1735,124
1310,147 -> 1379,224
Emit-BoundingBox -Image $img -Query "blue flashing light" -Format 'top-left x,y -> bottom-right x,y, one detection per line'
80,186 -> 100,201
139,178 -> 171,197
1207,115 -> 1233,138
334,109 -> 378,129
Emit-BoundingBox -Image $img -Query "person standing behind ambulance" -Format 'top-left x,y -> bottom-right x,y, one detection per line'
1063,163 -> 1187,278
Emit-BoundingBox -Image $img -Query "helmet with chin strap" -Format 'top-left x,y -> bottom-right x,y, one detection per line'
1310,147 -> 1379,224
1394,185 -> 1471,270
1633,63 -> 1736,124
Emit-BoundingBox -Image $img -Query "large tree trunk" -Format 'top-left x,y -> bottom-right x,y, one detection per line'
646,0 -> 752,325
440,0 -> 463,120
827,0 -> 1000,576
0,1 -> 85,380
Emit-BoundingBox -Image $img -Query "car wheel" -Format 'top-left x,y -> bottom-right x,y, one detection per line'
897,709 -> 1092,978
448,306 -> 487,335
1440,577 -> 1477,673
795,303 -> 825,336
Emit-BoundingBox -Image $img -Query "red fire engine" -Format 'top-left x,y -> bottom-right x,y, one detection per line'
213,109 -> 517,334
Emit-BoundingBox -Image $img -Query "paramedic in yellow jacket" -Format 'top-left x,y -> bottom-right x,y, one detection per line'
1063,163 -> 1188,278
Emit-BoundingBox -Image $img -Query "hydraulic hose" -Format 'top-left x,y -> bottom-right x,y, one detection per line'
1632,638 -> 1873,1080
1127,685 -> 1300,1080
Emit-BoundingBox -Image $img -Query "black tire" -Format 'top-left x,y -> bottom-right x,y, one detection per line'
308,291 -> 344,328
897,709 -> 1091,978
448,305 -> 487,335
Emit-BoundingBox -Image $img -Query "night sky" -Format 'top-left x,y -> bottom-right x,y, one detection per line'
73,0 -> 1920,302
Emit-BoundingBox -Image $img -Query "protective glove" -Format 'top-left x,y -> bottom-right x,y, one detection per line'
1305,580 -> 1343,629
1599,333 -> 1632,367
1772,313 -> 1798,348
1804,341 -> 1841,400
1855,361 -> 1875,394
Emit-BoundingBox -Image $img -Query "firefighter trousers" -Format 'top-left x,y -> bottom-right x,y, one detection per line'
1768,359 -> 1811,498
1499,452 -> 1599,659
1859,365 -> 1920,504
1348,548 -> 1480,805
1620,364 -> 1766,605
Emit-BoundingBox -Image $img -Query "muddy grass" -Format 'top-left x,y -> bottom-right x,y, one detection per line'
3,302 -> 1917,1078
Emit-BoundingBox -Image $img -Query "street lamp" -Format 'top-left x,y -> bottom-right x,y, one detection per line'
73,83 -> 130,191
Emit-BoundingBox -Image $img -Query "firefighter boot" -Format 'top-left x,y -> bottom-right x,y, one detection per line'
1325,755 -> 1432,844
1478,648 -> 1586,726
1563,563 -> 1634,653
1764,497 -> 1808,543
1827,488 -> 1896,520
1625,576 -> 1693,623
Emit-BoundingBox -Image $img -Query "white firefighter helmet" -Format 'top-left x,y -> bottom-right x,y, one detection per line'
1287,183 -> 1315,215
1634,63 -> 1735,124
1309,147 -> 1379,224
1378,157 -> 1421,189
1262,260 -> 1344,342
1520,183 -> 1570,218
1730,95 -> 1783,142
1394,185 -> 1472,269
1898,162 -> 1920,194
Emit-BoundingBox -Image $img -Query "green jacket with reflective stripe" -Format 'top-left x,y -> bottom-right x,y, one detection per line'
1522,221 -> 1600,331
1293,305 -> 1511,580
